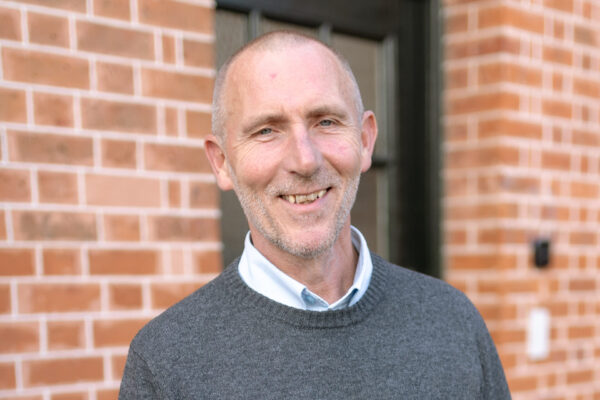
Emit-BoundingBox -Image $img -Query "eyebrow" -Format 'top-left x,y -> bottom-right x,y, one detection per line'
305,105 -> 350,121
242,113 -> 289,135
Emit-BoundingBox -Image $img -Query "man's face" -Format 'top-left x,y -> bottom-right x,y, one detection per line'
207,43 -> 376,260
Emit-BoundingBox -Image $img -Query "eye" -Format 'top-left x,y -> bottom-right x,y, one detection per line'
258,127 -> 273,135
318,119 -> 334,127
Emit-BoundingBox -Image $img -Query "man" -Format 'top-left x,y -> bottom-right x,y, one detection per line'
119,31 -> 511,399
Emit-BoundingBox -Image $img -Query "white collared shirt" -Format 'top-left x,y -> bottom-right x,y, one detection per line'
238,226 -> 373,311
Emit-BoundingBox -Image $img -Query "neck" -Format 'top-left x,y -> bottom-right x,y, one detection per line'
251,222 -> 358,304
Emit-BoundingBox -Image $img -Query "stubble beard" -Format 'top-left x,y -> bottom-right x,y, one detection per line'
229,165 -> 360,260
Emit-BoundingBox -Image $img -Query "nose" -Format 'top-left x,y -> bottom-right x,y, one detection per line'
285,124 -> 322,177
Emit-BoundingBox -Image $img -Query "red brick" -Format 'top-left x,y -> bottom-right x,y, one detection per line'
93,0 -> 130,20
445,10 -> 468,34
51,392 -> 88,400
0,322 -> 39,353
574,25 -> 597,47
447,202 -> 519,220
478,62 -> 542,87
93,319 -> 148,347
89,249 -> 158,275
138,0 -> 212,33
508,375 -> 538,392
0,87 -> 26,123
165,107 -> 178,136
151,282 -> 203,309
47,320 -> 85,350
541,151 -> 571,170
448,253 -> 517,271
571,181 -> 598,198
445,121 -> 468,142
183,39 -> 213,68
186,110 -> 211,138
0,284 -> 10,314
478,228 -> 527,245
144,143 -> 210,173
15,0 -> 86,12
566,369 -> 593,384
542,99 -> 572,119
2,48 -> 89,88
543,45 -> 573,65
570,231 -> 596,246
446,228 -> 467,245
168,180 -> 180,207
544,0 -> 573,12
104,214 -> 140,241
0,168 -> 31,202
23,357 -> 103,387
86,174 -> 160,207
569,279 -> 596,291
97,389 -> 119,400
193,250 -> 222,274
28,12 -> 69,47
568,325 -> 594,339
33,92 -> 74,127
111,354 -> 127,380
109,284 -> 142,310
0,7 -> 21,40
0,362 -> 16,389
446,146 -> 520,169
0,210 -> 5,240
101,139 -> 136,169
12,210 -> 96,241
141,68 -> 213,102
7,130 -> 93,166
573,77 -> 600,99
38,171 -> 78,204
77,21 -> 154,59
19,283 -> 100,313
0,248 -> 35,276
445,65 -> 468,91
478,118 -> 542,140
149,216 -> 219,241
446,35 -> 520,60
189,181 -> 218,208
447,92 -> 520,115
43,248 -> 81,275
81,98 -> 156,134
96,62 -> 134,95
478,5 -> 544,34
162,34 -> 175,64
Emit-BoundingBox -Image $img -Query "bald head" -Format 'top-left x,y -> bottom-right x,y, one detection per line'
211,31 -> 364,140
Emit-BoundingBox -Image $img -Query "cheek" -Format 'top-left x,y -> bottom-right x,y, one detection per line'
232,144 -> 281,186
320,136 -> 363,172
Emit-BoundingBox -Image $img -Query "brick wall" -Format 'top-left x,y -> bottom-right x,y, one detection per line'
443,0 -> 600,398
0,0 -> 219,398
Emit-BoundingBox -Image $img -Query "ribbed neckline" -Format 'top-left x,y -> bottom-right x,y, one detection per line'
219,254 -> 389,329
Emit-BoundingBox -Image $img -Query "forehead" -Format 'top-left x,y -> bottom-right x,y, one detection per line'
223,43 -> 352,118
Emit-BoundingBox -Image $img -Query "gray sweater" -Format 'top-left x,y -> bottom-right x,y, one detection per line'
119,254 -> 511,399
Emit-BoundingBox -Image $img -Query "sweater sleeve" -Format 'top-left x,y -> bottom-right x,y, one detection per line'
119,346 -> 169,400
475,314 -> 512,399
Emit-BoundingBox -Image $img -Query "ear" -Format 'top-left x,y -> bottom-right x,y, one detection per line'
359,111 -> 378,173
204,134 -> 234,191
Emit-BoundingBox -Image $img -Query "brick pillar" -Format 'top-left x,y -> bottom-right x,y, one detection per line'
443,0 -> 600,398
0,0 -> 219,398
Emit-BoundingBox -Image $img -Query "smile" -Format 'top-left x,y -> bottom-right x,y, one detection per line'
281,189 -> 328,205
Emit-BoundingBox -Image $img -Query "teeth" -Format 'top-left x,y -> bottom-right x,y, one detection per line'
283,189 -> 326,205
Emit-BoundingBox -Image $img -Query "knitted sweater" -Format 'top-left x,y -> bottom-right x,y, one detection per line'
119,254 -> 511,399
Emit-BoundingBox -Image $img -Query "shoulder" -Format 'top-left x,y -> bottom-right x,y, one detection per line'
129,264 -> 236,358
371,253 -> 483,327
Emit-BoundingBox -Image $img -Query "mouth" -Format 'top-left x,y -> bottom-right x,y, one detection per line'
280,189 -> 328,205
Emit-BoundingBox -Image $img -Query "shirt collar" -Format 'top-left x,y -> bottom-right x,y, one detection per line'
238,226 -> 373,311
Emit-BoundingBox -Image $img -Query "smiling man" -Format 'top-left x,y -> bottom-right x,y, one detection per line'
119,31 -> 511,399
